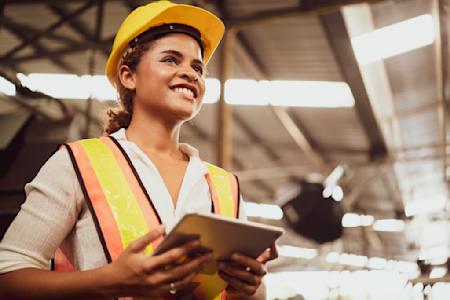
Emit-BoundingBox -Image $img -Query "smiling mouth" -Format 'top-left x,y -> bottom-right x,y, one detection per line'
172,87 -> 196,102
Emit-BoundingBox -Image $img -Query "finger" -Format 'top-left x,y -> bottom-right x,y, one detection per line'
257,249 -> 271,264
138,253 -> 211,293
217,261 -> 260,286
257,246 -> 278,264
158,252 -> 213,283
230,254 -> 266,276
145,239 -> 204,272
128,225 -> 166,252
158,270 -> 200,296
218,269 -> 257,296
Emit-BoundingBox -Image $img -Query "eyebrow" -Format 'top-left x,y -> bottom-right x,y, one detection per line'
161,49 -> 204,66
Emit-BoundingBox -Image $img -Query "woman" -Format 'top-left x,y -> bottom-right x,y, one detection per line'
0,1 -> 276,299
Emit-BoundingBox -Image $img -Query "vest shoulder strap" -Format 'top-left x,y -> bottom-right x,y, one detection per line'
65,137 -> 162,261
203,162 -> 240,219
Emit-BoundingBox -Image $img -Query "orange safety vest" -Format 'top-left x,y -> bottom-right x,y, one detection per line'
54,136 -> 240,300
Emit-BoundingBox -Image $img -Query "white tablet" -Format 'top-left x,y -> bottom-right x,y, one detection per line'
154,213 -> 284,260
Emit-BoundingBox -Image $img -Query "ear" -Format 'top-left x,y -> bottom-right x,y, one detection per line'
118,64 -> 136,90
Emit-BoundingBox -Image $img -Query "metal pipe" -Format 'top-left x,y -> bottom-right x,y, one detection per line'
434,0 -> 448,184
84,0 -> 104,138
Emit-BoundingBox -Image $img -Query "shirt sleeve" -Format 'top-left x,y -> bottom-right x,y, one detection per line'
0,147 -> 82,274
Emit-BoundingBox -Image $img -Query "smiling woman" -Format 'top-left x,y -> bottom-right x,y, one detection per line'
0,1 -> 277,299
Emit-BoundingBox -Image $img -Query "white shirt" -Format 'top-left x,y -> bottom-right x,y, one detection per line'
0,128 -> 245,273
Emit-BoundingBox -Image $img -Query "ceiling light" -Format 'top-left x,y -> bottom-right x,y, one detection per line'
419,246 -> 449,265
225,79 -> 270,105
338,253 -> 368,267
0,76 -> 16,96
326,251 -> 340,263
367,257 -> 387,269
225,80 -> 354,107
243,202 -> 283,220
203,78 -> 220,103
322,185 -> 345,202
15,73 -> 220,103
404,195 -> 447,216
341,213 -> 360,227
351,14 -> 435,65
429,267 -> 447,279
373,219 -> 405,232
14,73 -> 355,108
360,215 -> 375,226
265,80 -> 354,107
331,185 -> 344,202
342,213 -> 374,227
278,245 -> 318,259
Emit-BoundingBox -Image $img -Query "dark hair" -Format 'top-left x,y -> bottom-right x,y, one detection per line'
104,42 -> 152,134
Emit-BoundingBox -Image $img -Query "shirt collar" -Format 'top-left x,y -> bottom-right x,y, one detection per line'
110,128 -> 206,172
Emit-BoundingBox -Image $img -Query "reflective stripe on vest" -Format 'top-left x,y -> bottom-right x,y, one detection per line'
57,136 -> 239,299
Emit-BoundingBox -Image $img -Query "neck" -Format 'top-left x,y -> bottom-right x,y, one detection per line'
125,109 -> 185,159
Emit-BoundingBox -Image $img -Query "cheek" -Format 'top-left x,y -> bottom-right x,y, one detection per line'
198,80 -> 206,100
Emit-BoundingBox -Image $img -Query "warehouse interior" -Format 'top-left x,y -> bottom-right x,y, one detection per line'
0,0 -> 449,299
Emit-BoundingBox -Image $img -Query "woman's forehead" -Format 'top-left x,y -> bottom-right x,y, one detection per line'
148,33 -> 204,61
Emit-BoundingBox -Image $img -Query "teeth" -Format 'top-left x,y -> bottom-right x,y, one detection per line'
173,87 -> 194,99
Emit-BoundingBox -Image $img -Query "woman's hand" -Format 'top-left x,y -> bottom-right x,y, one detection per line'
217,244 -> 278,299
104,225 -> 213,298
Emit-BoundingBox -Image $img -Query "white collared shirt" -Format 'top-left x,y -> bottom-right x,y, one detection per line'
0,128 -> 245,273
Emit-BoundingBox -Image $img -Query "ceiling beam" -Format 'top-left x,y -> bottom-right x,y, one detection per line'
1,19 -> 77,73
85,0 -> 105,138
0,0 -> 95,61
228,0 -> 385,29
223,4 -> 328,178
233,112 -> 280,162
270,106 -> 330,174
4,37 -> 113,65
1,16 -> 84,45
344,161 -> 386,211
48,3 -> 95,41
235,31 -> 270,78
216,29 -> 235,170
320,11 -> 387,159
3,0 -> 122,4
434,0 -> 449,184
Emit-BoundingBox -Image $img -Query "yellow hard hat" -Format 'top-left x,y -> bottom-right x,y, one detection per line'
106,0 -> 225,86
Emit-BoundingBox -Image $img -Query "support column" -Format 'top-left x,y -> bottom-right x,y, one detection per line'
217,28 -> 236,170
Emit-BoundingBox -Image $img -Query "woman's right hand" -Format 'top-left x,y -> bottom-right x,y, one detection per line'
104,225 -> 213,298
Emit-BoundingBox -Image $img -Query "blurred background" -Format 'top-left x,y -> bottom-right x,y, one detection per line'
1,0 -> 450,299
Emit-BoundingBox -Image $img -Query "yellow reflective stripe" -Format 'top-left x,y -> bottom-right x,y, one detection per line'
80,139 -> 153,253
193,265 -> 227,299
205,163 -> 234,218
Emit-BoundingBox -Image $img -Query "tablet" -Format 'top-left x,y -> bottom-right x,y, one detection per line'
154,213 -> 284,260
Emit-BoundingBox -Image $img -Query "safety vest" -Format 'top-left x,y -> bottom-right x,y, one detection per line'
54,136 -> 239,300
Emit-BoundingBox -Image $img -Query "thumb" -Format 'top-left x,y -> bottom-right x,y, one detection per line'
127,225 -> 165,252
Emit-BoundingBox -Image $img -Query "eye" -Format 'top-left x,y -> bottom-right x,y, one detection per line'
192,64 -> 204,75
161,56 -> 178,65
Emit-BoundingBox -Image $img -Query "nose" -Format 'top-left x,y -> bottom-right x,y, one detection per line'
178,66 -> 198,82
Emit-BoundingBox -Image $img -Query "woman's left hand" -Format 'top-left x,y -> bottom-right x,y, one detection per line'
217,244 -> 278,299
